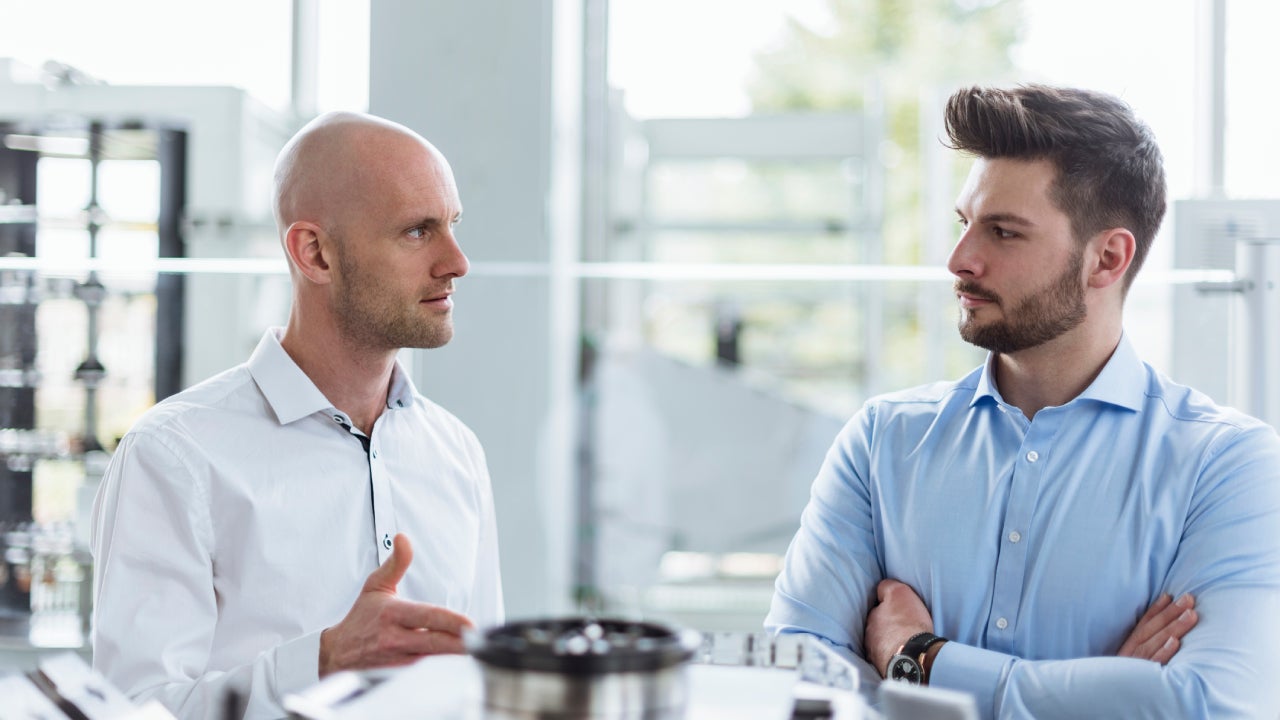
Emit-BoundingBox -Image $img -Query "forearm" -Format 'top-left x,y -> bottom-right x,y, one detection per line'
931,635 -> 1276,720
96,628 -> 322,720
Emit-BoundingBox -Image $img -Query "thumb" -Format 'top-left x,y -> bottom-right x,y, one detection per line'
364,533 -> 413,594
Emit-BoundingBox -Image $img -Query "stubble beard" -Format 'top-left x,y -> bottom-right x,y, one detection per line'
956,250 -> 1087,355
333,247 -> 454,351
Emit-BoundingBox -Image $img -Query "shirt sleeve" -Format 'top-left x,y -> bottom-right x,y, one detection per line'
90,430 -> 320,719
765,408 -> 882,670
929,422 -> 1280,719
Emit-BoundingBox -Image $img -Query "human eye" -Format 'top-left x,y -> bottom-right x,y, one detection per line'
406,225 -> 428,240
992,225 -> 1018,239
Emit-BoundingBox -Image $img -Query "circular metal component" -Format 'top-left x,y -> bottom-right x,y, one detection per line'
470,617 -> 700,719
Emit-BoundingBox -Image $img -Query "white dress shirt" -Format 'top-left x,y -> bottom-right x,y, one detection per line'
90,329 -> 504,719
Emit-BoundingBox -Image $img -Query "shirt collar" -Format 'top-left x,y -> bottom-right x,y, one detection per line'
969,333 -> 1146,412
247,329 -> 419,426
385,355 -> 416,411
1075,333 -> 1146,411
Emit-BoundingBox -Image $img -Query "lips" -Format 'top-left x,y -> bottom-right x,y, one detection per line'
954,282 -> 998,307
422,286 -> 454,303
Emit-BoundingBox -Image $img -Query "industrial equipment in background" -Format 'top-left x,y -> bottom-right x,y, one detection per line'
1174,199 -> 1280,429
0,58 -> 292,665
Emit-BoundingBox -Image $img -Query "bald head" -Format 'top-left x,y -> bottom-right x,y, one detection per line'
272,111 -> 453,242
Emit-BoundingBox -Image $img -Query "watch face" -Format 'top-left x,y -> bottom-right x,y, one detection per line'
889,654 -> 922,684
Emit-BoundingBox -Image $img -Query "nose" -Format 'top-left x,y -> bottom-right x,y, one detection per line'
947,225 -> 982,279
434,229 -> 470,279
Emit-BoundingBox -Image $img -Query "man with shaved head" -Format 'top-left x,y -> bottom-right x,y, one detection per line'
90,112 -> 503,719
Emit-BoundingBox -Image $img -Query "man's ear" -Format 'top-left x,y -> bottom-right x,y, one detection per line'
283,221 -> 334,285
1086,228 -> 1135,290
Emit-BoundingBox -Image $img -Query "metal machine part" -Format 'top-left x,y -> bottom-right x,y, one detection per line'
468,617 -> 702,719
282,644 -> 870,720
697,631 -> 859,692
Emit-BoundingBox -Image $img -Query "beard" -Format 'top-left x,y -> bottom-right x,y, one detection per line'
332,243 -> 454,351
956,249 -> 1087,354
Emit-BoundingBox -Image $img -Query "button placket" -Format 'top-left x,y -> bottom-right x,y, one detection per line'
369,421 -> 398,564
986,418 -> 1056,653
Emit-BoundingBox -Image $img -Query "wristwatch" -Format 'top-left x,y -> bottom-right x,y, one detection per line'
888,631 -> 947,684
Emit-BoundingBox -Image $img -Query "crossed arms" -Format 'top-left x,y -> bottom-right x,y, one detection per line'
766,410 -> 1280,719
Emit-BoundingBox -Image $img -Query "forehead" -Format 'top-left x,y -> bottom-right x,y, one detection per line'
956,157 -> 1060,216
370,138 -> 462,219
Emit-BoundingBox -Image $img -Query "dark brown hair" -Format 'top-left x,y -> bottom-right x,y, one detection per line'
944,84 -> 1167,292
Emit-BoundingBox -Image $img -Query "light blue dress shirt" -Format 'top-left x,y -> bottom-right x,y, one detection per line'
766,335 -> 1280,718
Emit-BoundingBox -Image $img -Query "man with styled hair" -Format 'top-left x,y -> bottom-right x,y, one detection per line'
767,85 -> 1280,718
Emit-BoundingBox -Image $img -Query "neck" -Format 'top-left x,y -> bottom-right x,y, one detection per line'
993,315 -> 1122,420
279,310 -> 397,434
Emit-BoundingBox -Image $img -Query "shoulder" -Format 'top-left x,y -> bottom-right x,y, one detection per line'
407,392 -> 485,452
1138,366 -> 1280,489
859,367 -> 983,424
1141,365 -> 1278,449
124,364 -> 258,442
830,368 -> 983,450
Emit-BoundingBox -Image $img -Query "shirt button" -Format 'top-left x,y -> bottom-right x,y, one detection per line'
371,450 -> 378,459
332,415 -> 343,423
1026,450 -> 1039,463
1008,531 -> 1022,543
997,406 -> 1006,414
996,617 -> 1009,630
382,534 -> 393,550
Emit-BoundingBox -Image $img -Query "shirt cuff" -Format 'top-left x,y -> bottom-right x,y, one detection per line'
275,629 -> 324,700
929,641 -> 1013,720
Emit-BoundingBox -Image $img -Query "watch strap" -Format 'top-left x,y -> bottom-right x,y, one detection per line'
900,632 -> 946,683
901,631 -> 945,658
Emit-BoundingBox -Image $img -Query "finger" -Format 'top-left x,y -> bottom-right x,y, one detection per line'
394,630 -> 469,659
392,601 -> 475,635
414,627 -> 467,655
1127,594 -> 1194,649
1147,636 -> 1179,665
1167,607 -> 1198,640
1143,595 -> 1196,640
364,533 -> 414,594
1131,607 -> 1198,660
1135,593 -> 1172,626
385,625 -> 469,657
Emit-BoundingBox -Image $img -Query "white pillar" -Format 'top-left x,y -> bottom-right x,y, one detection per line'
369,0 -> 581,618
1233,239 -> 1280,428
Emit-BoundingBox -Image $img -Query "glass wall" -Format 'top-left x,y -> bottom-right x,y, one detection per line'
588,0 -> 1243,631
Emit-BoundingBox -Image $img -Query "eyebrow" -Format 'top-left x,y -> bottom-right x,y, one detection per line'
955,208 -> 1037,228
411,211 -> 463,229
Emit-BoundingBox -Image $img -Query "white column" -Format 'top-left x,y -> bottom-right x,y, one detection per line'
369,0 -> 581,618
1233,239 -> 1280,428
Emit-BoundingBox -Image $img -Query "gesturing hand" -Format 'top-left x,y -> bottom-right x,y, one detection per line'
319,533 -> 475,677
1116,592 -> 1197,665
864,578 -> 935,678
